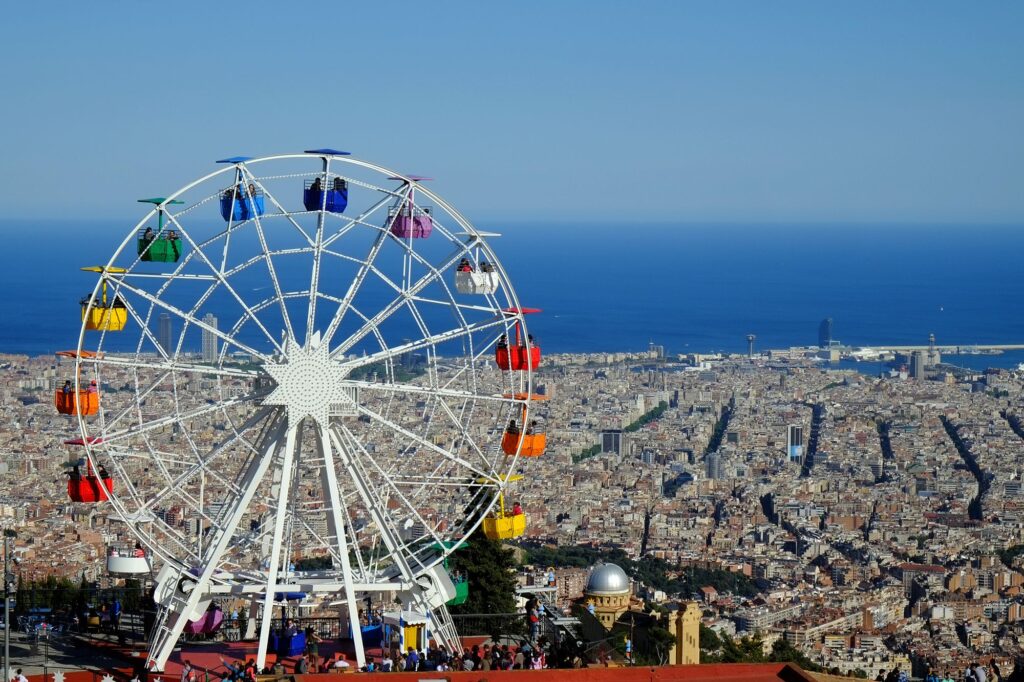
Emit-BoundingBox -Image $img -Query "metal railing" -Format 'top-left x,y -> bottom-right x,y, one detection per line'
449,612 -> 528,642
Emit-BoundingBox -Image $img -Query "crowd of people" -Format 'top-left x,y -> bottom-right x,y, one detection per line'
913,661 -> 1004,682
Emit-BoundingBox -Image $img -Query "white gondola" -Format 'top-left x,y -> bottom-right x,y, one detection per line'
455,270 -> 499,295
107,546 -> 152,574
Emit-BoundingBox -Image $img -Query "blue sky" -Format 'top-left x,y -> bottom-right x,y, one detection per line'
1,1 -> 1021,224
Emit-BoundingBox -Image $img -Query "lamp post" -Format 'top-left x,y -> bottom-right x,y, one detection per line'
3,528 -> 17,682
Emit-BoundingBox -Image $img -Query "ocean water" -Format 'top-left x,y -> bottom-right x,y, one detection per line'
4,220 -> 1024,370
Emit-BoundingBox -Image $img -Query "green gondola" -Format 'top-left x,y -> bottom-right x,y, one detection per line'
136,198 -> 184,262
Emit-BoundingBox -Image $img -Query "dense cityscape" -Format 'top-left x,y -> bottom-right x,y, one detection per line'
5,338 -> 1024,676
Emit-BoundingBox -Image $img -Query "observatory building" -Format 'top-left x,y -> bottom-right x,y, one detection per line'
584,562 -> 632,628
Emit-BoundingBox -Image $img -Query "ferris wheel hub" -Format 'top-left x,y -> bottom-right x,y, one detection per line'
261,337 -> 351,426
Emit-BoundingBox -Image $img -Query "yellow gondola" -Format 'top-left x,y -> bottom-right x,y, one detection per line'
80,266 -> 128,331
478,474 -> 526,541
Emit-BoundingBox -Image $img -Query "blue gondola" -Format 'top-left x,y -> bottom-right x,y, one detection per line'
219,186 -> 265,222
303,178 -> 348,213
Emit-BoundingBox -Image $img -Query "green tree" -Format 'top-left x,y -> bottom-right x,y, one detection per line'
642,625 -> 676,665
768,639 -> 822,671
448,530 -> 518,614
699,623 -> 721,653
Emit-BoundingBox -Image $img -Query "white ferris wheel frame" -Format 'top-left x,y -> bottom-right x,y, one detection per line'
65,152 -> 541,671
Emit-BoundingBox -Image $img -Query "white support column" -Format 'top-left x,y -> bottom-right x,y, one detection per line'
148,414 -> 287,672
317,424 -> 366,668
256,422 -> 299,670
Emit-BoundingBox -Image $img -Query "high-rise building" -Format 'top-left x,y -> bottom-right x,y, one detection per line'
202,313 -> 219,362
818,318 -> 833,348
910,351 -> 925,379
158,313 -> 172,354
705,452 -> 723,479
746,334 -> 756,358
601,430 -> 623,456
787,425 -> 804,463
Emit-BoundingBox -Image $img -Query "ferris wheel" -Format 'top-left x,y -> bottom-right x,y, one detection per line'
55,150 -> 546,671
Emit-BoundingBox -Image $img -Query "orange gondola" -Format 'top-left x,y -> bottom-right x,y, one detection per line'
55,388 -> 99,416
501,431 -> 546,457
500,395 -> 547,457
55,350 -> 101,416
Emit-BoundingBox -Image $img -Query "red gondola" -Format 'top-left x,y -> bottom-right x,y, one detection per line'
67,461 -> 113,503
495,310 -> 542,371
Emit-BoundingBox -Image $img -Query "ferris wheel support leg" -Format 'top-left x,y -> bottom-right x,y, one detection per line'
147,414 -> 288,673
317,424 -> 366,669
256,422 -> 299,671
328,426 -> 416,580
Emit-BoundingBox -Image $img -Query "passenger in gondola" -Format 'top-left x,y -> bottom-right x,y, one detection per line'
70,462 -> 81,482
525,420 -> 537,436
506,419 -> 519,435
98,464 -> 110,479
310,177 -> 322,192
142,227 -> 156,244
457,258 -> 473,272
248,183 -> 257,197
526,333 -> 536,347
167,229 -> 178,240
133,542 -> 145,558
333,177 -> 347,192
497,334 -> 508,350
111,295 -> 127,309
88,379 -> 98,394
512,502 -> 523,516
62,380 -> 73,394
480,261 -> 494,273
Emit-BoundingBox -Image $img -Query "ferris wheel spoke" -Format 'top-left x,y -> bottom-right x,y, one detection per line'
432,397 -> 497,470
96,365 -> 179,436
304,180 -> 329,347
242,173 -> 315,247
346,379 -> 513,406
162,215 -> 288,356
103,407 -> 272,523
340,316 -> 507,374
334,422 -> 447,550
408,295 -> 505,316
98,392 -> 265,446
322,230 -> 389,346
352,401 -> 492,481
327,425 -> 422,577
92,354 -> 259,379
330,246 -> 476,359
312,422 -> 370,651
147,412 -> 290,673
229,188 -> 298,345
319,192 -> 396,252
106,277 -> 274,363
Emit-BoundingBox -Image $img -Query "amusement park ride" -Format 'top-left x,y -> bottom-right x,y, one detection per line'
54,151 -> 547,671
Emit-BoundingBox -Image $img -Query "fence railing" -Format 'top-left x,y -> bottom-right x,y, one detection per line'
450,612 -> 528,640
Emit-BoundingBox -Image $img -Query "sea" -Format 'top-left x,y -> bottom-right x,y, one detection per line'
4,220 -> 1024,373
